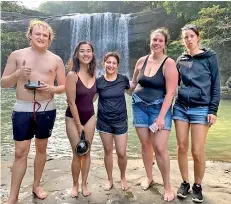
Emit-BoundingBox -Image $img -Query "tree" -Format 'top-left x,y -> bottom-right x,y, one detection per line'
192,3 -> 231,85
1,1 -> 25,13
1,26 -> 28,74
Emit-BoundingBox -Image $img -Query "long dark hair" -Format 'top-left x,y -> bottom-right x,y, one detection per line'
68,41 -> 96,77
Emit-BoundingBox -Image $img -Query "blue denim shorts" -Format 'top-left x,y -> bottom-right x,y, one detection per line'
173,103 -> 209,124
132,94 -> 172,130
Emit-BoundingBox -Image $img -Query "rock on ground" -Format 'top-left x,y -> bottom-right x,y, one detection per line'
1,158 -> 231,204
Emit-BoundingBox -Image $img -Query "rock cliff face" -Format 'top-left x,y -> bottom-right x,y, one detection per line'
2,8 -> 182,76
128,8 -> 183,72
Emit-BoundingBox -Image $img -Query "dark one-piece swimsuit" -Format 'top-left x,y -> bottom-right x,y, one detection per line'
65,77 -> 97,125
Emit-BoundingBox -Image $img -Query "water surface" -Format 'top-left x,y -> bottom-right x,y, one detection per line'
1,89 -> 231,162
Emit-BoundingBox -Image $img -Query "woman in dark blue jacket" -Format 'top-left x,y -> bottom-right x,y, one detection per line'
173,25 -> 220,203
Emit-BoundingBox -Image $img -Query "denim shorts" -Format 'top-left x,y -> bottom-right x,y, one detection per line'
96,117 -> 128,136
172,103 -> 209,124
132,94 -> 172,130
12,110 -> 56,141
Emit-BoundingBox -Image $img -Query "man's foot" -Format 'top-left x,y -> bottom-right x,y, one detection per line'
121,178 -> 129,191
164,188 -> 175,202
82,184 -> 91,197
70,185 -> 79,198
192,183 -> 203,203
103,180 -> 113,191
177,181 -> 190,198
141,178 -> 153,190
32,186 -> 48,200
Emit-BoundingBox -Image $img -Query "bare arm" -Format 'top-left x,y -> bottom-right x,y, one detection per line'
66,72 -> 83,134
93,93 -> 98,102
158,58 -> 178,119
130,56 -> 146,90
1,51 -> 21,88
53,56 -> 66,94
125,81 -> 134,96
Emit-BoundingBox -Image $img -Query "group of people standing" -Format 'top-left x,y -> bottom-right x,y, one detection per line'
1,19 -> 220,204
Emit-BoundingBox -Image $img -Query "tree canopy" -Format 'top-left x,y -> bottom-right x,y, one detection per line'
2,1 -> 231,84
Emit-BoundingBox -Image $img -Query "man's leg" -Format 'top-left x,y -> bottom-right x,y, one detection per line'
7,140 -> 31,204
32,138 -> 48,199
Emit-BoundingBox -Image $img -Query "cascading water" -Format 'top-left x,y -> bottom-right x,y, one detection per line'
63,13 -> 130,77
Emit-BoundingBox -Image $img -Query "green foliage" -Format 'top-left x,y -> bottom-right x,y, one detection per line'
1,28 -> 28,71
1,1 -> 24,13
191,4 -> 231,85
167,41 -> 184,61
157,1 -> 227,22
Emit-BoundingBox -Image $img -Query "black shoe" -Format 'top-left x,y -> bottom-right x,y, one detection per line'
192,183 -> 203,203
177,181 -> 190,198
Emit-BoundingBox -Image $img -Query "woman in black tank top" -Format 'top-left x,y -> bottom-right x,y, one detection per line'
65,41 -> 97,197
130,28 -> 178,201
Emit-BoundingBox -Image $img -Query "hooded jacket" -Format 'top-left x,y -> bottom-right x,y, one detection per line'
175,48 -> 220,115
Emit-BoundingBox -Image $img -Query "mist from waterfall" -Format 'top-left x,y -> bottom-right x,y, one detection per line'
64,13 -> 130,77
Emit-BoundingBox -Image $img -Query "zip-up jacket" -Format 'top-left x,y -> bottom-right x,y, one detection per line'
175,48 -> 220,115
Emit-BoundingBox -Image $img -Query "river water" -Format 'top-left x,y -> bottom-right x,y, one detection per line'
1,89 -> 231,162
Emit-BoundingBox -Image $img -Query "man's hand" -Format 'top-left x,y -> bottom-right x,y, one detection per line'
15,60 -> 31,79
37,82 -> 55,94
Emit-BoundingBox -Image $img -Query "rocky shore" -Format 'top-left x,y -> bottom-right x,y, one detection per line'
1,156 -> 231,204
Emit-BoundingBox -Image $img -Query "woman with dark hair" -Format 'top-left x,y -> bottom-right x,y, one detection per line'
95,52 -> 132,191
173,25 -> 220,203
130,28 -> 178,201
65,41 -> 97,197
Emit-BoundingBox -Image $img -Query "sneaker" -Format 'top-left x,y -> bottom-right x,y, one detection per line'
177,181 -> 190,198
192,183 -> 203,203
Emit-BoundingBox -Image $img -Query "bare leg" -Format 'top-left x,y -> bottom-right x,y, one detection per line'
174,120 -> 190,182
66,117 -> 81,197
114,133 -> 128,190
191,124 -> 209,184
151,130 -> 174,202
32,138 -> 48,199
81,115 -> 96,196
7,140 -> 31,204
136,127 -> 154,190
99,132 -> 114,191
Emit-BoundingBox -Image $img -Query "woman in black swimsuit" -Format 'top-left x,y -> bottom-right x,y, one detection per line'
65,41 -> 97,197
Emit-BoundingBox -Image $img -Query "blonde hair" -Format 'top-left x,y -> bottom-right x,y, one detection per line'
150,27 -> 170,54
26,19 -> 55,46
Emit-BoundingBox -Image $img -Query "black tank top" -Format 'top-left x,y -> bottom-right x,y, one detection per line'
134,56 -> 168,103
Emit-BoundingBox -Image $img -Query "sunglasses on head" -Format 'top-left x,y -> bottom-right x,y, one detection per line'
181,24 -> 198,31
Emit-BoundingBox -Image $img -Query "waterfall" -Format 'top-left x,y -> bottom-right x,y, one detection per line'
63,13 -> 130,77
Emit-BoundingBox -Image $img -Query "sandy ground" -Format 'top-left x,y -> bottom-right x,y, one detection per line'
1,157 -> 231,204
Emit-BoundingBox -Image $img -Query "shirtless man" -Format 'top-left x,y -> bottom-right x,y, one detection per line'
1,20 -> 66,204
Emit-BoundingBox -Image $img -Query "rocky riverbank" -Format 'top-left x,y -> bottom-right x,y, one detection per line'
1,157 -> 231,204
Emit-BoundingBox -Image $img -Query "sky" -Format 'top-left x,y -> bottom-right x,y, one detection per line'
21,0 -> 118,10
21,0 -> 45,9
